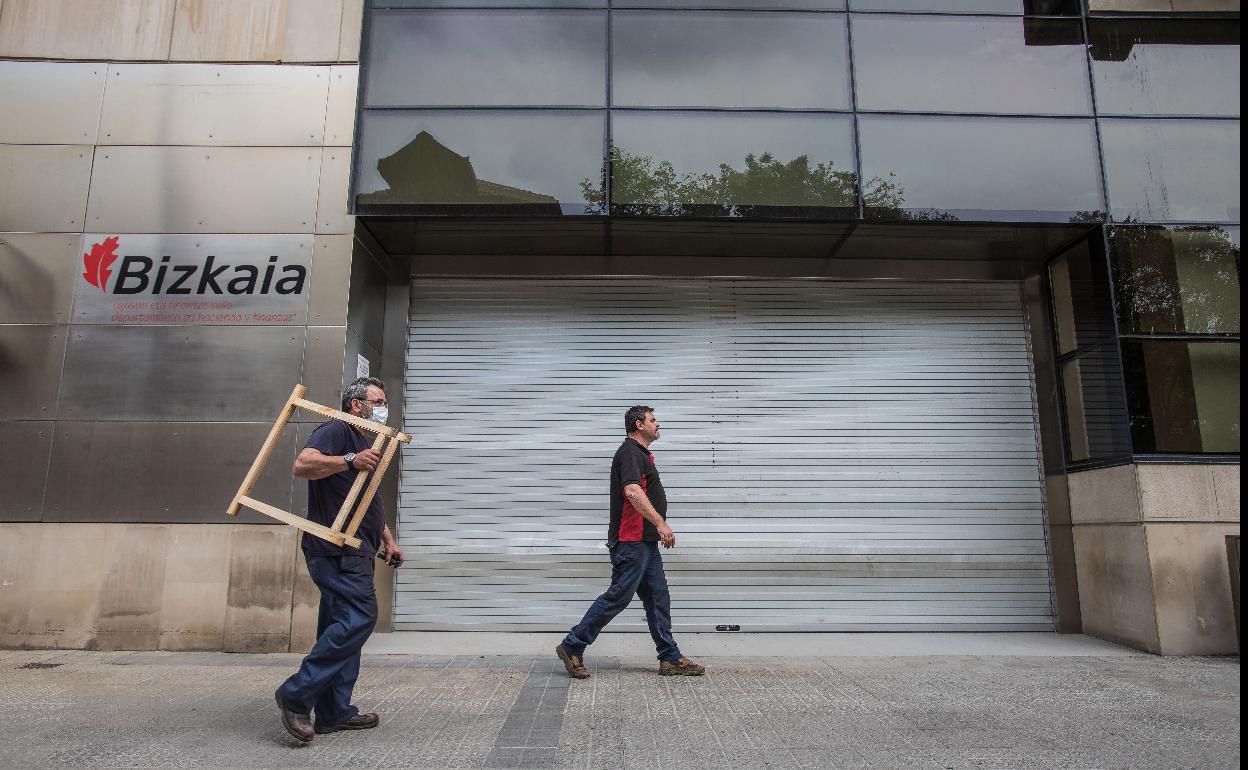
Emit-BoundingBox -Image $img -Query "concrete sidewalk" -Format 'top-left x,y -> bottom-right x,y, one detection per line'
0,635 -> 1238,769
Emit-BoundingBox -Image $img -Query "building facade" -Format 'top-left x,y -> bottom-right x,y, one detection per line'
0,0 -> 1239,655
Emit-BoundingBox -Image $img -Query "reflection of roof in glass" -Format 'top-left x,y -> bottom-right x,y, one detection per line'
360,130 -> 561,207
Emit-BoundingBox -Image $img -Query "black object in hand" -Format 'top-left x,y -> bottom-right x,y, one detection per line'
377,551 -> 401,568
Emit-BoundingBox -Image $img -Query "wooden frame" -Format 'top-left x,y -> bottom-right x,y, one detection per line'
226,384 -> 412,548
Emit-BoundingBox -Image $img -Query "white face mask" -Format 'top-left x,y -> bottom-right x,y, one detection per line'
368,406 -> 389,425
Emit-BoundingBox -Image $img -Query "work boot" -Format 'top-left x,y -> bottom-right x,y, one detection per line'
315,712 -> 380,734
275,690 -> 314,743
659,657 -> 706,676
556,644 -> 591,679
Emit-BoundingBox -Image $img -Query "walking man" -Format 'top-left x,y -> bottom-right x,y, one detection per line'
274,377 -> 405,742
556,406 -> 705,679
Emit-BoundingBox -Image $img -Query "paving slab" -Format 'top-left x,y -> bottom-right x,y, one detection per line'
0,646 -> 1237,769
364,631 -> 1143,658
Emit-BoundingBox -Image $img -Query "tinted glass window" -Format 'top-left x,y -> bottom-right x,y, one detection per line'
609,112 -> 857,215
613,11 -> 849,110
354,111 -> 605,213
1111,226 -> 1241,335
365,10 -> 605,107
852,15 -> 1090,115
620,0 -> 844,7
1101,119 -> 1240,223
1061,359 -> 1091,462
1123,340 -> 1240,453
1089,20 -> 1240,117
1088,0 -> 1238,11
850,0 -> 1078,13
1049,252 -> 1078,355
858,115 -> 1103,221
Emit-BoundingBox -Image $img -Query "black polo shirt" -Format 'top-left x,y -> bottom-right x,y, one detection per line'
301,419 -> 384,558
608,436 -> 668,546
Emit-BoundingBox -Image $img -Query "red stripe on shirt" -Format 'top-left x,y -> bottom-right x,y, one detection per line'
618,474 -> 646,542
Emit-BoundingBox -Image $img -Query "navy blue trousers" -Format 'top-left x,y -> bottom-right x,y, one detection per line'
562,541 -> 684,663
277,553 -> 377,725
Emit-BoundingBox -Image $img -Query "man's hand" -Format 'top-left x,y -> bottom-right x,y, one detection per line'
657,523 -> 676,549
380,526 -> 404,567
350,448 -> 382,472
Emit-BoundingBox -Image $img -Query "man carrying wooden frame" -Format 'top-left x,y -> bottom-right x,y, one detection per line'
260,377 -> 406,743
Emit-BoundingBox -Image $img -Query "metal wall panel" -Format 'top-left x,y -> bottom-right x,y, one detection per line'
325,65 -> 358,146
309,235 -> 351,325
42,421 -> 297,523
316,148 -> 352,234
70,234 -> 312,326
0,234 -> 81,324
85,147 -> 321,234
98,64 -> 330,147
58,325 -> 306,421
299,325 -> 348,421
347,245 -> 388,351
396,278 -> 1054,631
344,328 -> 381,389
0,325 -> 67,420
0,145 -> 92,232
0,61 -> 105,144
0,0 -> 175,60
0,420 -> 53,522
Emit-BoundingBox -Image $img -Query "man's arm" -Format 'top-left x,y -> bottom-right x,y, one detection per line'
380,524 -> 404,566
292,447 -> 381,480
623,483 -> 675,548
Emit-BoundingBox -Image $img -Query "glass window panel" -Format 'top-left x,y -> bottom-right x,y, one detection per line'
617,0 -> 844,8
1074,346 -> 1136,460
612,12 -> 849,110
1061,359 -> 1092,462
1089,20 -> 1240,117
1123,339 -> 1240,453
852,15 -> 1090,115
850,0 -> 1078,13
858,115 -> 1103,221
365,10 -> 605,107
610,112 -> 857,215
1101,119 -> 1240,223
1049,252 -> 1079,354
1089,0 -> 1239,11
1111,226 -> 1241,335
354,110 -> 605,213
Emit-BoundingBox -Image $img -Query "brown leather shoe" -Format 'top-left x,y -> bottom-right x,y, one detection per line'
275,690 -> 314,743
555,644 -> 590,679
315,712 -> 380,734
659,657 -> 706,676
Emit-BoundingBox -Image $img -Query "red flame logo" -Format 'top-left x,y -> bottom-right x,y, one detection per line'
82,236 -> 120,292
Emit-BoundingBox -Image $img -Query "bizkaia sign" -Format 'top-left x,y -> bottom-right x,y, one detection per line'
73,234 -> 312,325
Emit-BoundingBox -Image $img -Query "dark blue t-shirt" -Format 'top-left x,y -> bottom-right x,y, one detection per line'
302,419 -> 384,557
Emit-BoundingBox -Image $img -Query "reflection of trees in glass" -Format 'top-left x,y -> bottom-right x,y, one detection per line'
1113,225 -> 1241,335
585,146 -> 969,220
360,130 -> 563,211
583,145 -> 916,217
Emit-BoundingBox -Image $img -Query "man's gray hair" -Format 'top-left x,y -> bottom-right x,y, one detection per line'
342,377 -> 385,412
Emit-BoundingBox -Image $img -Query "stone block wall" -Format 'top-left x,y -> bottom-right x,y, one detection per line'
1069,463 -> 1240,654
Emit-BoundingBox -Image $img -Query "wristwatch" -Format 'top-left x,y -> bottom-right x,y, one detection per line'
343,452 -> 356,471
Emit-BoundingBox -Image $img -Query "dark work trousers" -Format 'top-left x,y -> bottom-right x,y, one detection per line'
562,541 -> 684,663
277,553 -> 378,726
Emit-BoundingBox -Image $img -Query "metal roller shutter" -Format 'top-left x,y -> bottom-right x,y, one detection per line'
396,278 -> 1053,632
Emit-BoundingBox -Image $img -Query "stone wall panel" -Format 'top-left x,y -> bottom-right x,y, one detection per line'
1072,523 -> 1160,652
0,0 -> 174,60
